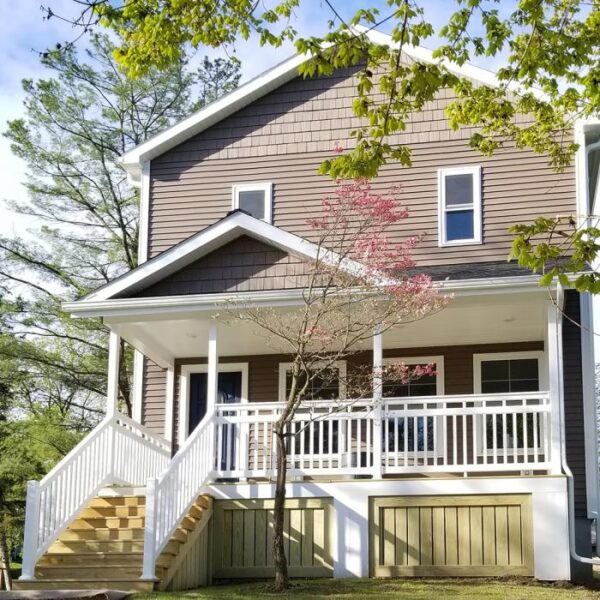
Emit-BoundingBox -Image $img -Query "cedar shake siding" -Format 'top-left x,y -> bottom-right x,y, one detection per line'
142,341 -> 544,453
134,236 -> 309,297
562,291 -> 587,518
147,68 -> 576,266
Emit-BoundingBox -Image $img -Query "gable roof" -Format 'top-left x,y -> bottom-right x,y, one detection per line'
78,210 -> 354,302
121,27 -> 530,183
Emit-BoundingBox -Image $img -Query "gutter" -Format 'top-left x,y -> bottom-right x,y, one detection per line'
556,284 -> 600,569
63,275 -> 552,318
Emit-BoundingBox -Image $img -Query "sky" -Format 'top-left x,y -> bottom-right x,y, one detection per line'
0,1 -> 598,351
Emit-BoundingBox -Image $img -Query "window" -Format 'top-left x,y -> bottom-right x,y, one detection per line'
438,166 -> 481,246
474,352 -> 546,451
383,356 -> 444,453
278,362 -> 346,455
232,182 -> 272,222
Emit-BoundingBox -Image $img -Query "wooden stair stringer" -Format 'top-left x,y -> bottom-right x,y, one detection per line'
157,495 -> 214,591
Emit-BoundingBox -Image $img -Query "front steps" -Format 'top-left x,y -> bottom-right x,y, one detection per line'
13,492 -> 213,593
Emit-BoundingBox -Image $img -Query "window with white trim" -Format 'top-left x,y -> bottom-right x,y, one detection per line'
438,166 -> 482,246
232,182 -> 272,223
474,351 -> 546,452
383,356 -> 444,454
278,362 -> 346,455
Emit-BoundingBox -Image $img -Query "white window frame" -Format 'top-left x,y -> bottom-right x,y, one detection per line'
473,350 -> 548,394
179,362 -> 249,447
473,350 -> 547,456
278,361 -> 347,403
438,165 -> 482,247
382,356 -> 445,456
232,182 -> 273,223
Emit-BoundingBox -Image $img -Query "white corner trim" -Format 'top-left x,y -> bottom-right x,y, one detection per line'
132,350 -> 144,423
232,182 -> 273,223
383,355 -> 445,395
138,161 -> 150,264
178,362 -> 249,447
164,366 -> 175,442
437,165 -> 482,247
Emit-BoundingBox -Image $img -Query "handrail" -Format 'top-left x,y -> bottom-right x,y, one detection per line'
142,414 -> 216,580
20,413 -> 171,581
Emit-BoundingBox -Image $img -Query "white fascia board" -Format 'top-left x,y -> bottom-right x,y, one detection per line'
64,275 -> 550,319
121,52 -> 308,182
73,211 -> 358,302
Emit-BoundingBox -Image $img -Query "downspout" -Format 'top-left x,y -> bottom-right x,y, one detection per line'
556,284 -> 600,566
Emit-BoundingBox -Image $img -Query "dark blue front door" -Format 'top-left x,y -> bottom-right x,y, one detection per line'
188,371 -> 243,434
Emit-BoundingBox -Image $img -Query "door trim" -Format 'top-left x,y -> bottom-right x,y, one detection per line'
179,362 -> 249,447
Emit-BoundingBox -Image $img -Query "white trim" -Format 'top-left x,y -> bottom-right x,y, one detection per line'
383,355 -> 445,395
138,161 -> 150,264
66,274 -> 555,318
473,349 -> 549,460
232,182 -> 273,223
178,362 -> 249,448
106,331 -> 121,417
78,211 -> 361,302
121,27 -> 546,181
473,350 -> 548,394
438,165 -> 482,247
164,366 -> 175,442
278,360 -> 347,403
132,350 -> 144,423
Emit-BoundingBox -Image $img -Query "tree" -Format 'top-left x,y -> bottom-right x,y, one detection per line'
224,180 -> 445,590
59,0 -> 598,176
48,0 -> 600,289
2,34 -> 241,421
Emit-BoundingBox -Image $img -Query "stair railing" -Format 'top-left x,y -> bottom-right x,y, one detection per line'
142,414 -> 216,580
20,413 -> 171,580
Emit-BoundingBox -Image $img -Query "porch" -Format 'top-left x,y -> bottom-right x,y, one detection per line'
18,282 -> 580,589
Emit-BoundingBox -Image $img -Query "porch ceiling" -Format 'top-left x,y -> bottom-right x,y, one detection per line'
106,291 -> 548,368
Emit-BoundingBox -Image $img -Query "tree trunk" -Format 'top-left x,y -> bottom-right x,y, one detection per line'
0,521 -> 12,591
272,428 -> 289,592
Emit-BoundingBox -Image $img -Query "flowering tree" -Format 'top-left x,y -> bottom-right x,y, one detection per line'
227,179 -> 446,591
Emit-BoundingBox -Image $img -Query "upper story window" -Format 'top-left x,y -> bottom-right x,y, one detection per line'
232,182 -> 272,223
438,166 -> 482,246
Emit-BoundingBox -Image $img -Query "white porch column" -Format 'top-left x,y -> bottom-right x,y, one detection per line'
372,325 -> 383,479
207,322 -> 219,415
106,331 -> 121,418
164,366 -> 175,442
546,301 -> 564,475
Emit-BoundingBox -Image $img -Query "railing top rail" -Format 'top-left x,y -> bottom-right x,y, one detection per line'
213,391 -> 551,414
114,413 -> 172,450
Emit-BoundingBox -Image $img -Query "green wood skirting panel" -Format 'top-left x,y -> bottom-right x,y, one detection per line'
212,498 -> 333,578
370,494 -> 534,577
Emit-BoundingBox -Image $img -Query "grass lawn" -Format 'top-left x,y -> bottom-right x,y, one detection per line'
131,578 -> 600,599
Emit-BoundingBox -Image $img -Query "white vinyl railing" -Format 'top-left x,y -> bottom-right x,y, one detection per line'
140,391 -> 553,578
20,413 -> 171,580
142,414 -> 215,580
212,392 -> 553,477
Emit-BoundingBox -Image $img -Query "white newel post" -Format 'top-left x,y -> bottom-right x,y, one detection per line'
546,301 -> 564,475
141,477 -> 158,580
372,325 -> 383,478
106,331 -> 121,417
20,480 -> 40,580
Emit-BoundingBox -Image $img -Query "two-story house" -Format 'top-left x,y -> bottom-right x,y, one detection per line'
14,29 -> 600,592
